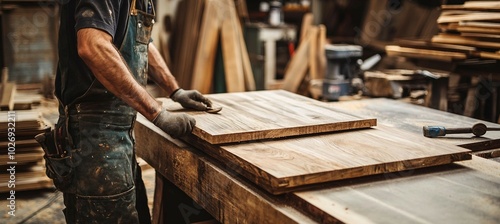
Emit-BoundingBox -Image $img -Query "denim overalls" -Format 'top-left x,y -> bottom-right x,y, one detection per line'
49,1 -> 155,223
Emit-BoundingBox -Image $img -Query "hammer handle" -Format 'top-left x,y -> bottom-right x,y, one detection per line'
445,127 -> 473,134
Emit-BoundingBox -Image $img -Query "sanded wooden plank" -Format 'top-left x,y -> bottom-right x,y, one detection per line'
160,90 -> 376,144
186,124 -> 471,194
221,19 -> 245,92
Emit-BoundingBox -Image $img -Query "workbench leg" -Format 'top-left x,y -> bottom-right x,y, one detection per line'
464,76 -> 480,118
152,172 -> 164,224
152,172 -> 215,224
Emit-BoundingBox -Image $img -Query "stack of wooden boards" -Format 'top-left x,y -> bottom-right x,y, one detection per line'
0,111 -> 52,192
170,0 -> 255,94
386,1 -> 500,61
149,90 -> 471,194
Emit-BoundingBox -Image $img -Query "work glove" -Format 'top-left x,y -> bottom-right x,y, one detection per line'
170,88 -> 212,111
152,110 -> 196,138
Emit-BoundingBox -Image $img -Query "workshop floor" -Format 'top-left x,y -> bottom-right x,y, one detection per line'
3,167 -> 156,224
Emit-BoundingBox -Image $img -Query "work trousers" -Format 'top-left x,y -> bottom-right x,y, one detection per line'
60,103 -> 151,223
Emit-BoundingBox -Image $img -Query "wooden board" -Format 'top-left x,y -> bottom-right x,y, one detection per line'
191,1 -> 220,94
160,90 -> 376,144
330,98 -> 500,157
437,12 -> 500,24
385,45 -> 468,62
282,33 -> 311,93
187,124 -> 471,194
221,19 -> 245,92
0,82 -> 16,111
432,33 -> 500,49
291,156 -> 500,224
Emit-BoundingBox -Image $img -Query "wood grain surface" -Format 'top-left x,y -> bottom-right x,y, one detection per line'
160,90 -> 376,144
188,124 -> 471,194
134,117 -> 316,224
135,97 -> 499,224
291,155 -> 500,224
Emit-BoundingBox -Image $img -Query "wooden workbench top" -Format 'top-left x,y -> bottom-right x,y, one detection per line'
135,97 -> 500,224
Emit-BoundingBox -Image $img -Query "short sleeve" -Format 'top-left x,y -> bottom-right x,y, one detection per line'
74,0 -> 122,39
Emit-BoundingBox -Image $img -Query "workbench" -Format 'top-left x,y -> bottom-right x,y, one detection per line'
135,97 -> 500,224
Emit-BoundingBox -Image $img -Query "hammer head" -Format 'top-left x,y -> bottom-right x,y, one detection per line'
423,126 -> 446,137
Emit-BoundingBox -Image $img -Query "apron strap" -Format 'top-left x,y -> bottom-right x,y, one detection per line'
130,0 -> 137,15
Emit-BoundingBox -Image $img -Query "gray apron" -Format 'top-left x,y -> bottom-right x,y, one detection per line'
47,1 -> 155,223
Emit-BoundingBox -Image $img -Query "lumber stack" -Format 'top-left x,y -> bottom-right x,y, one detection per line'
170,0 -> 255,94
0,111 -> 53,192
386,1 -> 500,61
434,1 -> 500,60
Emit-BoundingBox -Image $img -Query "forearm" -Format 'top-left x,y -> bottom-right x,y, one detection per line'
77,28 -> 161,121
147,43 -> 180,96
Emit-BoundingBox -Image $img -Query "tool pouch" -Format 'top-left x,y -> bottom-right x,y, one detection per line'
35,122 -> 74,191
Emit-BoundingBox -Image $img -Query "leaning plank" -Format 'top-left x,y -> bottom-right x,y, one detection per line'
221,19 -> 245,92
282,33 -> 312,93
0,83 -> 15,111
316,25 -> 327,80
159,90 -> 376,144
191,1 -> 220,94
308,27 -> 319,80
187,124 -> 471,195
235,7 -> 256,91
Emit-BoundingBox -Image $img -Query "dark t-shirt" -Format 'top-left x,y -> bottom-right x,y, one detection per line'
56,0 -> 146,106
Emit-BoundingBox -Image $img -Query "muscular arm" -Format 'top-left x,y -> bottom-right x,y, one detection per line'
147,43 -> 180,96
77,28 -> 161,121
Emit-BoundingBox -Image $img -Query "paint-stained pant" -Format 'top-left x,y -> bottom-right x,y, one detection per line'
60,103 -> 150,224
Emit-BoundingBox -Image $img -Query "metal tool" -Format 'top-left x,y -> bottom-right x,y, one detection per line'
423,123 -> 500,138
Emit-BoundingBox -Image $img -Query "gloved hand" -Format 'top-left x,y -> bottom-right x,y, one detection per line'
170,88 -> 212,111
152,110 -> 196,138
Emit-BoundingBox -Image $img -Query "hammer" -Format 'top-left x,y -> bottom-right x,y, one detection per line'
423,123 -> 500,138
